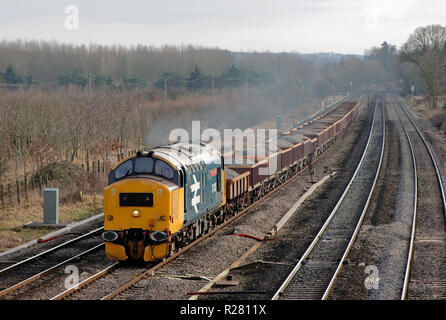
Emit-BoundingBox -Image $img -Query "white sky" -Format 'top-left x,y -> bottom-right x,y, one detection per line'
1,0 -> 445,54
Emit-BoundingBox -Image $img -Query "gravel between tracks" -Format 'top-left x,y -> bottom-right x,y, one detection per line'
0,219 -> 104,269
273,97 -> 384,300
327,96 -> 415,299
1,248 -> 112,300
399,98 -> 446,300
0,219 -> 112,300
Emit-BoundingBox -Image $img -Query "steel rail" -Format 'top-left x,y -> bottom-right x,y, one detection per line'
271,96 -> 381,300
393,96 -> 446,299
0,243 -> 105,298
50,261 -> 120,300
389,96 -> 418,300
395,98 -> 446,221
321,96 -> 386,300
0,226 -> 104,275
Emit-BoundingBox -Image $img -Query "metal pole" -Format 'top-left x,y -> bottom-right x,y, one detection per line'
164,78 -> 167,105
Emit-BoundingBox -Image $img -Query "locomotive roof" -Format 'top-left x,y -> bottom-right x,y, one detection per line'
149,142 -> 221,170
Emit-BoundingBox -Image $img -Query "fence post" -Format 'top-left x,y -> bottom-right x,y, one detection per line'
38,175 -> 42,193
7,183 -> 11,205
24,176 -> 29,202
98,160 -> 100,175
0,184 -> 4,207
16,179 -> 21,205
92,160 -> 96,176
86,151 -> 90,172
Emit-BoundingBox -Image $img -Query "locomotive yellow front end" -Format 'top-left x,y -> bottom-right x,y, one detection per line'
102,152 -> 184,262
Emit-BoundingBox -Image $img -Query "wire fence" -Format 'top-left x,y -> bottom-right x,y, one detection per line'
0,148 -> 144,208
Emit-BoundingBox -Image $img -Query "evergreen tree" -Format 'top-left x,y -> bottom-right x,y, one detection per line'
4,64 -> 23,84
186,65 -> 210,90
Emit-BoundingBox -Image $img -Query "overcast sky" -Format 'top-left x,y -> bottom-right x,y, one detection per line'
1,0 -> 445,54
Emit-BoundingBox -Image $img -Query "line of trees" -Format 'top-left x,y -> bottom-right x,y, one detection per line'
2,24 -> 445,207
0,40 -> 390,98
400,24 -> 446,109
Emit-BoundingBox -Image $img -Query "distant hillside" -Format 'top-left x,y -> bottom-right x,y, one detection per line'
301,52 -> 363,67
231,51 -> 363,68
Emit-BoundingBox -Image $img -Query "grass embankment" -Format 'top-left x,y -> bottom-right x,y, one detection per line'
0,193 -> 103,252
404,95 -> 446,133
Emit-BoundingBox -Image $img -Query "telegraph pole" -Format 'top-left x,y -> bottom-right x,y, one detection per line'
89,73 -> 92,97
164,78 -> 167,105
367,87 -> 370,107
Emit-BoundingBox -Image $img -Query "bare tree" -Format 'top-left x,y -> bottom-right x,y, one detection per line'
400,24 -> 446,108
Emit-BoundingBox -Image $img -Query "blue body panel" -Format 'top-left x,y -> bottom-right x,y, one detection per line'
183,161 -> 223,226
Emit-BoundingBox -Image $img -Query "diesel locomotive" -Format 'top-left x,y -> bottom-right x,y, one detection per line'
102,142 -> 226,261
102,100 -> 360,262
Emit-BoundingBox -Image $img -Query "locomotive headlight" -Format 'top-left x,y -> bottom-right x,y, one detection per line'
107,215 -> 114,221
133,210 -> 140,217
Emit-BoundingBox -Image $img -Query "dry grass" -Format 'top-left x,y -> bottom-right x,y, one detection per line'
404,95 -> 446,133
0,193 -> 103,252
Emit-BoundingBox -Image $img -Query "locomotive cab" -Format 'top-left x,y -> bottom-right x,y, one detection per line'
103,152 -> 185,261
103,143 -> 225,262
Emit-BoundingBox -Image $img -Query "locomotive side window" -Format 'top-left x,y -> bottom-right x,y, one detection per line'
155,160 -> 174,179
135,157 -> 154,174
115,160 -> 133,180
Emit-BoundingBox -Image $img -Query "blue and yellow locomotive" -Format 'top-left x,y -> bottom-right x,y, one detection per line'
102,142 -> 226,262
102,101 -> 360,262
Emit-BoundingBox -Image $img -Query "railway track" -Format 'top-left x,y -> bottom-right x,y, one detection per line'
52,97 -> 364,300
272,95 -> 385,300
0,227 -> 104,299
393,97 -> 446,300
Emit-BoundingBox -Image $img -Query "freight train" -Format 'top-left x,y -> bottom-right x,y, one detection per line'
102,100 -> 360,262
